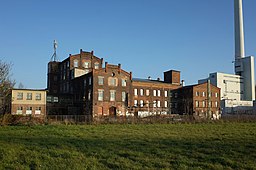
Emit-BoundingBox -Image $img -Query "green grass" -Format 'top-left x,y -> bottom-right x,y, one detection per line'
0,123 -> 256,169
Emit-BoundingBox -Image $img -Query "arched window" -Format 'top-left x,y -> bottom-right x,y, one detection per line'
94,62 -> 99,69
83,62 -> 90,68
74,60 -> 78,68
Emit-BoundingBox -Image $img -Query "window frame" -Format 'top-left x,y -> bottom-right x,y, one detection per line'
26,93 -> 32,100
110,90 -> 116,101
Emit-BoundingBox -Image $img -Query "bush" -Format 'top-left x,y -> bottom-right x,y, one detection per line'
0,114 -> 46,126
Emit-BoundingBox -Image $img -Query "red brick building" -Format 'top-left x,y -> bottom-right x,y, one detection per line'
47,49 -> 220,120
130,70 -> 181,117
72,62 -> 132,118
170,82 -> 221,119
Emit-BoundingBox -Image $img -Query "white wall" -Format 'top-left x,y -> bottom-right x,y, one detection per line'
242,56 -> 255,101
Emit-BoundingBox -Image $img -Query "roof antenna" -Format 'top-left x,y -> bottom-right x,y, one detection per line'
51,40 -> 58,61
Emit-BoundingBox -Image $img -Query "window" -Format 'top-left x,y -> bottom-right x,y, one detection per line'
134,89 -> 138,96
164,91 -> 168,97
26,107 -> 32,114
35,107 -> 41,114
157,101 -> 161,107
98,90 -> 104,101
83,62 -> 90,68
67,61 -> 70,67
54,76 -> 57,81
175,93 -> 178,98
17,106 -> 23,114
153,101 -> 156,107
84,79 -> 87,86
165,101 -> 168,108
110,90 -> 116,101
140,100 -> 144,107
175,103 -> 178,108
215,101 -> 218,107
74,60 -> 78,67
140,89 -> 144,96
94,63 -> 99,69
158,90 -> 161,97
88,77 -> 92,85
145,100 -> 149,107
202,101 -> 205,107
109,78 -> 117,86
98,76 -> 104,85
170,92 -> 173,97
196,101 -> 199,107
122,92 -> 126,102
153,90 -> 156,96
35,93 -> 41,100
17,92 -> 23,100
53,97 -> 58,102
47,96 -> 52,102
146,90 -> 150,96
88,90 -> 91,100
27,93 -> 32,100
17,106 -> 23,110
215,93 -> 218,97
122,79 -> 127,86
35,107 -> 41,110
134,100 -> 138,107
196,91 -> 199,96
202,92 -> 205,97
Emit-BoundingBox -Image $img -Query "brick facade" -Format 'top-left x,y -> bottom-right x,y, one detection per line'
170,82 -> 221,119
47,49 -> 220,120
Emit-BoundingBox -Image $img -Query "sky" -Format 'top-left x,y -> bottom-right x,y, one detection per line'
1,0 -> 256,89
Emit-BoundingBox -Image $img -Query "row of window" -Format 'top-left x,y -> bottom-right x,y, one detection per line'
16,106 -> 42,115
17,106 -> 42,111
195,101 -> 218,108
98,76 -> 127,86
73,60 -> 100,69
134,100 -> 168,108
195,91 -> 218,97
98,90 -> 126,102
134,89 -> 168,97
17,92 -> 42,100
84,77 -> 92,86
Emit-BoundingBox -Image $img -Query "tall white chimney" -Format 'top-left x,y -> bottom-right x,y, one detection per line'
234,0 -> 245,75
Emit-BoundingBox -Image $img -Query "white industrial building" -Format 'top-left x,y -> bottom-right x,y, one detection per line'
199,0 -> 255,114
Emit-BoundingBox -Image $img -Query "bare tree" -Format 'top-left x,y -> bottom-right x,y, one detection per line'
0,60 -> 15,115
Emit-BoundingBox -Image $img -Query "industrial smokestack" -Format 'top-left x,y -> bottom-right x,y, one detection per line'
234,0 -> 245,59
234,0 -> 245,76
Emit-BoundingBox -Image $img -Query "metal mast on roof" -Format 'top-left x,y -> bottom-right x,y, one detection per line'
51,40 -> 58,61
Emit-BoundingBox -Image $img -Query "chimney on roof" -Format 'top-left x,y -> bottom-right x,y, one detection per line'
80,49 -> 83,54
118,64 -> 121,74
164,70 -> 180,85
130,72 -> 132,80
91,50 -> 94,55
105,62 -> 108,72
181,80 -> 185,87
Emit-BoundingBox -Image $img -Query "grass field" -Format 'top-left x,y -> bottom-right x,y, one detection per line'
0,123 -> 255,169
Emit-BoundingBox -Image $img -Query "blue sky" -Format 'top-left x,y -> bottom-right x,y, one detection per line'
1,0 -> 256,88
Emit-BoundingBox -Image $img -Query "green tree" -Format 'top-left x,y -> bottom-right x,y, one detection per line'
0,60 -> 15,115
